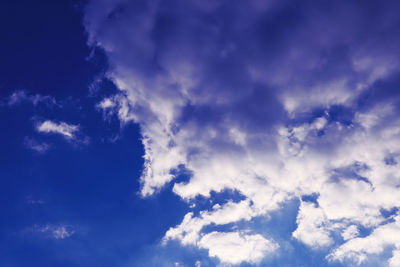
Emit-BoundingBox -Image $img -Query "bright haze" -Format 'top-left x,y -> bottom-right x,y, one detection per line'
2,0 -> 400,266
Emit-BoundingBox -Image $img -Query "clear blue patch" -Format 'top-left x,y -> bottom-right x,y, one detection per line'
330,162 -> 372,185
190,188 -> 247,216
380,207 -> 399,219
301,193 -> 320,206
384,154 -> 398,166
326,105 -> 354,126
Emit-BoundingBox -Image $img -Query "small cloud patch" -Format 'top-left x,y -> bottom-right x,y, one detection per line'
24,137 -> 51,153
35,120 -> 89,145
29,224 -> 76,240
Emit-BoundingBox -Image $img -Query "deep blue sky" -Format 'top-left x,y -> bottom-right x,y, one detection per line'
0,1 -> 190,266
2,0 -> 400,266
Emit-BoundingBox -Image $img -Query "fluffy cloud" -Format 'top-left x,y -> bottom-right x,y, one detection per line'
342,225 -> 360,241
292,201 -> 333,248
164,200 -> 257,246
198,231 -> 278,265
84,0 -> 400,265
328,215 -> 400,266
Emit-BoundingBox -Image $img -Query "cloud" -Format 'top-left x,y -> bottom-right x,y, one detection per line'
164,200 -> 258,246
31,224 -> 75,240
97,97 -> 116,110
35,120 -> 88,144
328,215 -> 400,266
95,93 -> 133,123
198,231 -> 278,265
83,0 -> 400,265
341,225 -> 360,241
5,90 -> 58,107
24,137 -> 51,153
36,120 -> 78,138
292,201 -> 333,248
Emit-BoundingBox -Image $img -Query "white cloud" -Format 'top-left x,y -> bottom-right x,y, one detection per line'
115,88 -> 400,264
328,215 -> 400,266
83,0 -> 400,265
157,104 -> 400,264
342,225 -> 360,241
164,200 -> 256,246
52,226 -> 75,239
292,201 -> 333,248
198,231 -> 278,265
36,120 -> 79,138
282,78 -> 356,116
389,250 -> 400,267
96,95 -> 119,120
354,103 -> 394,130
35,120 -> 89,145
97,97 -> 116,109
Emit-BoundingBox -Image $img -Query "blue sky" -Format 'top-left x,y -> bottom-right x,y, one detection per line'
2,0 -> 400,266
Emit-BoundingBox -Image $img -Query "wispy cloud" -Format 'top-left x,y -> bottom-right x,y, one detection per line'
24,137 -> 51,153
96,93 -> 134,123
36,120 -> 79,138
35,120 -> 89,145
26,195 -> 45,205
5,90 -> 58,107
30,224 -> 75,240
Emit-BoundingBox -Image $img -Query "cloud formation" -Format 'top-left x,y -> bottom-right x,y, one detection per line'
84,0 -> 400,265
198,231 -> 278,265
328,215 -> 400,266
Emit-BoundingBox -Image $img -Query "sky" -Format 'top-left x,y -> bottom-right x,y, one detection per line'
2,0 -> 400,266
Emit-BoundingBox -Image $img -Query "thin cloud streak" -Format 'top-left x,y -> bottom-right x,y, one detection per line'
28,224 -> 76,240
5,90 -> 58,107
36,120 -> 79,139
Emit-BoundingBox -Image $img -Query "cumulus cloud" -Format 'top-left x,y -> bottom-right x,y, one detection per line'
292,201 -> 333,248
198,231 -> 278,265
83,0 -> 400,265
328,215 -> 400,266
